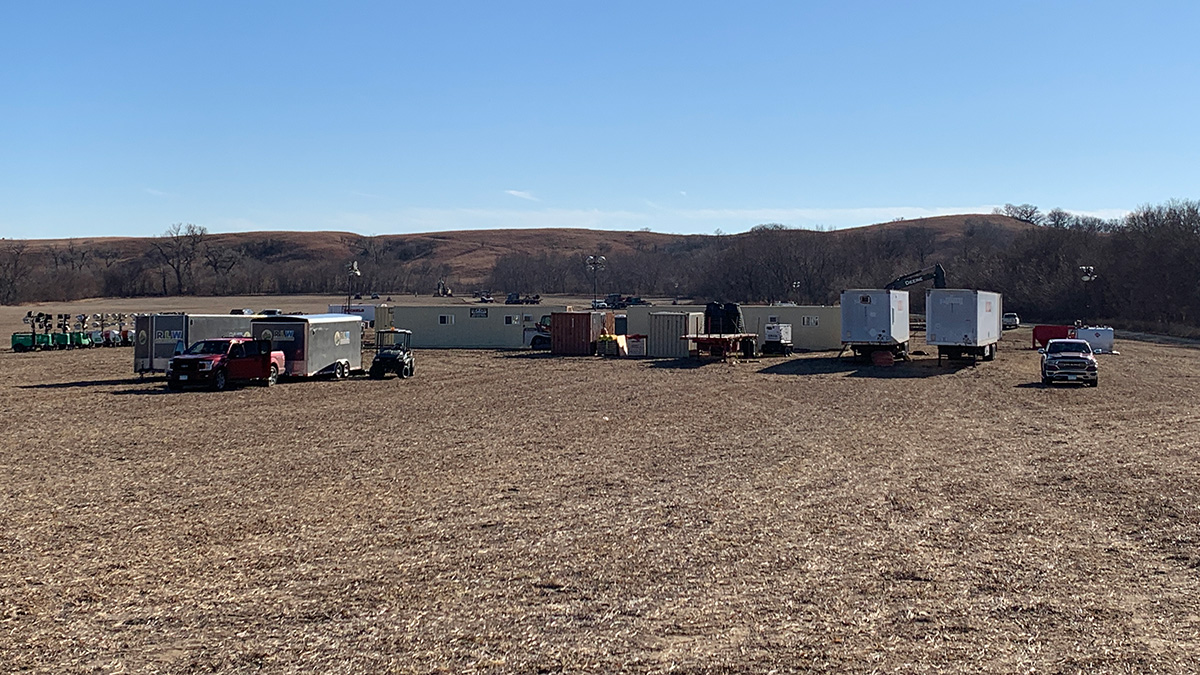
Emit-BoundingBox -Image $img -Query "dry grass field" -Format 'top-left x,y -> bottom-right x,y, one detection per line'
3,300 -> 1200,672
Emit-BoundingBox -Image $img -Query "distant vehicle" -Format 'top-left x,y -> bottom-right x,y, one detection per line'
1040,338 -> 1099,386
230,308 -> 256,315
505,292 -> 542,305
166,337 -> 285,391
1003,312 -> 1021,330
259,309 -> 283,316
478,294 -> 495,303
591,300 -> 609,309
371,293 -> 380,299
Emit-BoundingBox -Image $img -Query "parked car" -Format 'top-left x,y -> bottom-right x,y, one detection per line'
1003,312 -> 1021,330
259,308 -> 283,316
229,308 -> 256,315
1040,338 -> 1098,386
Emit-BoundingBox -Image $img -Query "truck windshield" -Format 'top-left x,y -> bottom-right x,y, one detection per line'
184,340 -> 230,355
1047,341 -> 1090,354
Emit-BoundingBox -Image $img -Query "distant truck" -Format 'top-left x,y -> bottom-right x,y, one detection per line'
925,289 -> 1003,362
166,337 -> 284,390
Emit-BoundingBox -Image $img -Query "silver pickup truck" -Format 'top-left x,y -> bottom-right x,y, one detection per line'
1040,338 -> 1099,386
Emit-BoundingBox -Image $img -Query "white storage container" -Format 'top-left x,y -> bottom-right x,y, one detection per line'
925,289 -> 1003,348
648,312 -> 703,358
840,290 -> 909,346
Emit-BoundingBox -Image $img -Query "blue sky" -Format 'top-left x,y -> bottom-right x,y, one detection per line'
2,1 -> 1195,239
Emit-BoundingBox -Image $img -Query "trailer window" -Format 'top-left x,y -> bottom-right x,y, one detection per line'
768,315 -> 779,323
439,315 -> 454,325
802,316 -> 819,327
505,315 -> 522,325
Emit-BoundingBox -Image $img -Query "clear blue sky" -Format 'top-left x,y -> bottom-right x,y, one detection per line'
2,1 -> 1196,239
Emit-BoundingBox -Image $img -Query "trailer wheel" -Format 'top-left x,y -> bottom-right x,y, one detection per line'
12,343 -> 26,353
337,361 -> 349,379
982,344 -> 996,362
213,369 -> 228,391
264,364 -> 278,387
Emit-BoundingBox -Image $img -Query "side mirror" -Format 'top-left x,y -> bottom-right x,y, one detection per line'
1037,348 -> 1045,354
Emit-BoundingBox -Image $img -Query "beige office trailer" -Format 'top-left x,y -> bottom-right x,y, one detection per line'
624,304 -> 842,352
388,305 -> 566,349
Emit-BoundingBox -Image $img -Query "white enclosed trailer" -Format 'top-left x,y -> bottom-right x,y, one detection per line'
1072,326 -> 1115,353
840,289 -> 910,356
925,289 -> 1003,361
253,314 -> 363,378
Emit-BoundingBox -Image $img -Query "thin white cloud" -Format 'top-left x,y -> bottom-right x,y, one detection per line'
504,190 -> 540,202
144,188 -> 172,198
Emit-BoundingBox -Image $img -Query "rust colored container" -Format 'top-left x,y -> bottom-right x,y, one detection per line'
551,312 -> 603,355
1032,325 -> 1072,349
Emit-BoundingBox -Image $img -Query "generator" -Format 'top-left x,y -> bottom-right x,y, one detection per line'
762,323 -> 793,355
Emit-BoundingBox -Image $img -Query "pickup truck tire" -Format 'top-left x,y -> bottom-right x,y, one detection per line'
213,369 -> 228,391
264,364 -> 278,387
167,379 -> 181,390
1041,375 -> 1052,386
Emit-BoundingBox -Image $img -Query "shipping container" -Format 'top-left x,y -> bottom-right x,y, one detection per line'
1032,325 -> 1073,349
647,312 -> 704,358
550,311 -> 604,355
840,290 -> 910,354
925,289 -> 1003,361
134,313 -> 256,374
253,314 -> 363,377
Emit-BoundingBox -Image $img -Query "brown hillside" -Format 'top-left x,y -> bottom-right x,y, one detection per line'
13,214 -> 1031,289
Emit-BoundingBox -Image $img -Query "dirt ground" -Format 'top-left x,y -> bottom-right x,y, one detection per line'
3,300 -> 1200,673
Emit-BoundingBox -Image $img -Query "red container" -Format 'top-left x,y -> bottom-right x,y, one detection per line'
1032,325 -> 1072,349
551,312 -> 603,355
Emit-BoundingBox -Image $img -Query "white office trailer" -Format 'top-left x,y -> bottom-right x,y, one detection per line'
840,290 -> 910,356
386,305 -> 569,348
924,289 -> 1003,361
624,305 -> 841,351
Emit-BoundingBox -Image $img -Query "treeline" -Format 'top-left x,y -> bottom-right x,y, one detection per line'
2,199 -> 1199,333
0,226 -> 452,304
487,200 -> 1200,332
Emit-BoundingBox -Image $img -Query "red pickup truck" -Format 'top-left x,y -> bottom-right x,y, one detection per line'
166,337 -> 285,391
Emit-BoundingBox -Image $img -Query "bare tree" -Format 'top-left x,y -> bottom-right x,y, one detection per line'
993,203 -> 1044,225
149,223 -> 207,294
0,241 -> 30,304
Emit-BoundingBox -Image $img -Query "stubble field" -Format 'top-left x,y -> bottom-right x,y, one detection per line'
2,300 -> 1200,673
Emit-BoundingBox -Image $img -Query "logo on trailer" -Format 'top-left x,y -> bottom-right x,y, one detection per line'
333,330 -> 351,346
260,329 -> 273,341
154,330 -> 184,344
269,329 -> 296,342
137,330 -> 148,345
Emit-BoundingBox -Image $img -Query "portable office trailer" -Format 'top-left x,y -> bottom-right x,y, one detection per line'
925,289 -> 1003,361
385,305 -> 568,348
625,305 -> 842,352
647,312 -> 704,358
254,314 -> 362,377
550,312 -> 606,355
134,313 -> 256,374
840,290 -> 910,354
